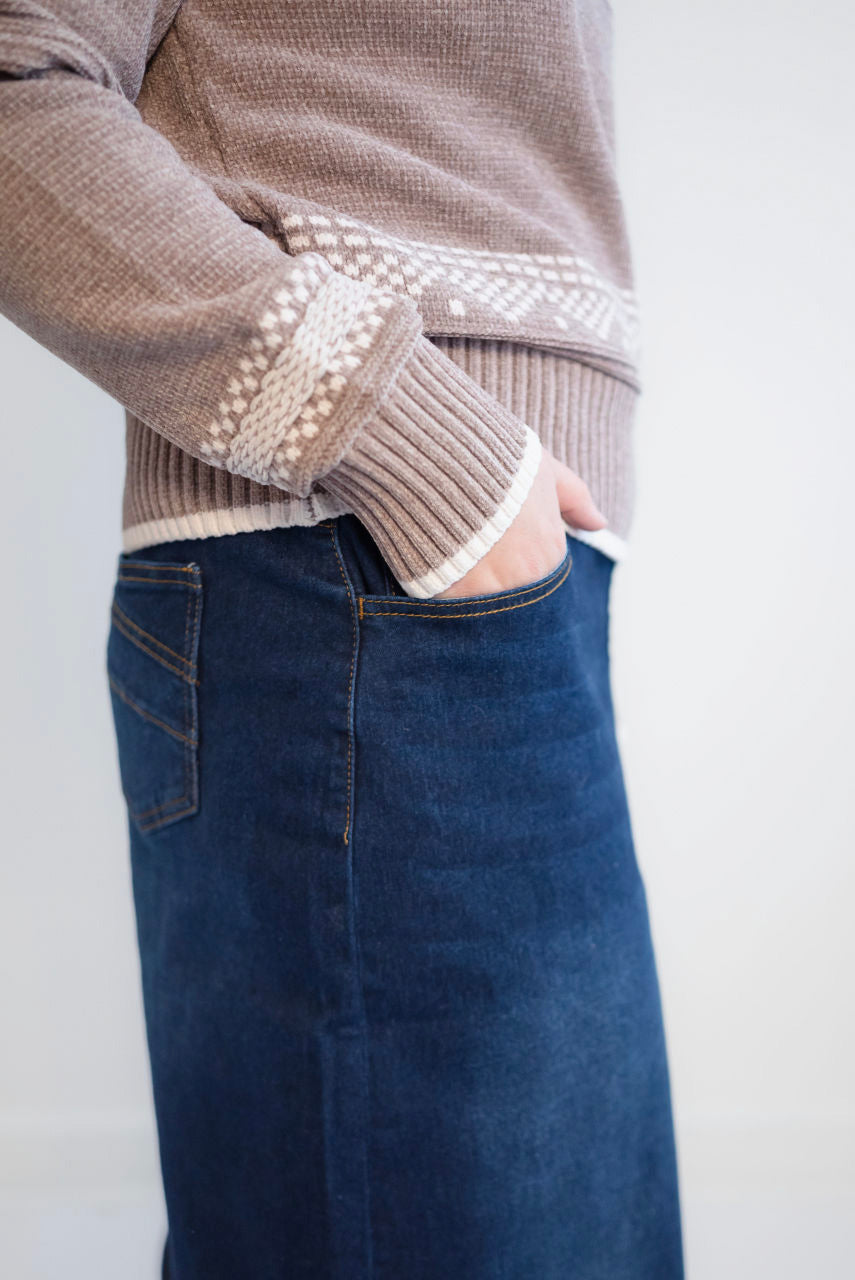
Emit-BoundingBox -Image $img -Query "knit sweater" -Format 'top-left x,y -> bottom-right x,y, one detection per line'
0,0 -> 640,596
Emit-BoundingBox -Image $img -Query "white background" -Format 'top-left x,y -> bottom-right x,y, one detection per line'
1,0 -> 853,1275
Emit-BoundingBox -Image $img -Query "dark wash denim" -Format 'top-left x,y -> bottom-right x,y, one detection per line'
105,514 -> 684,1280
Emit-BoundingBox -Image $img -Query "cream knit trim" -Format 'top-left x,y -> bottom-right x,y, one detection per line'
121,494 -> 351,553
122,346 -> 636,566
121,455 -> 628,566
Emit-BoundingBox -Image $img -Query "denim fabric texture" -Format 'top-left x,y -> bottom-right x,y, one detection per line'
105,515 -> 684,1280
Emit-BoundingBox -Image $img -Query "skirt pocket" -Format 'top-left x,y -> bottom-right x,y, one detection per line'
106,557 -> 202,835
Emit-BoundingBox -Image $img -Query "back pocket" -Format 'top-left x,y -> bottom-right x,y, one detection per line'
106,557 -> 202,835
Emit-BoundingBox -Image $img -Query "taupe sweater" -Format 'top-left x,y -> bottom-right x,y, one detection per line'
0,0 -> 640,596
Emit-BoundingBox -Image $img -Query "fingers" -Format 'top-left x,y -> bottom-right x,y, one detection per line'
553,460 -> 608,530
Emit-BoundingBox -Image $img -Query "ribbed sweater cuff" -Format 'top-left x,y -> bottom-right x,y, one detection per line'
322,333 -> 543,597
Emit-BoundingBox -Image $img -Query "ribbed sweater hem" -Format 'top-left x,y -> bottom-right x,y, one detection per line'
122,339 -> 637,565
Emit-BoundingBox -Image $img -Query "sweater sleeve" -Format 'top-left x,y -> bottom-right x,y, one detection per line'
0,0 -> 541,597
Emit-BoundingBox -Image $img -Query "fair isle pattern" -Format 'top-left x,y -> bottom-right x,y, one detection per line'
200,259 -> 399,490
122,341 -> 637,566
281,212 -> 641,362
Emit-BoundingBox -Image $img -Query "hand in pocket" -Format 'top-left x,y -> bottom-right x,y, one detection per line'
432,448 -> 606,600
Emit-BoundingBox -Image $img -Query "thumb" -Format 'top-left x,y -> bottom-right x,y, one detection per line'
553,460 -> 609,531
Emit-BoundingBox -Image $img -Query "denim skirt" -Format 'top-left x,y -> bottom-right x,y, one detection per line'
105,513 -> 684,1280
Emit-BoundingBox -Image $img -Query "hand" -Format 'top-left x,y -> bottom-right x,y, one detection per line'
432,449 -> 607,600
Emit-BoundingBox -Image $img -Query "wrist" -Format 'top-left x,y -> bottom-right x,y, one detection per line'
323,335 -> 543,597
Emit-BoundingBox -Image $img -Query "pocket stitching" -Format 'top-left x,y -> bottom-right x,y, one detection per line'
117,575 -> 201,586
359,549 -> 572,619
110,602 -> 200,684
133,792 -> 194,828
179,573 -> 202,831
117,560 -> 198,573
327,523 -> 357,846
107,673 -> 198,747
111,598 -> 199,672
108,559 -> 202,835
109,674 -> 193,831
